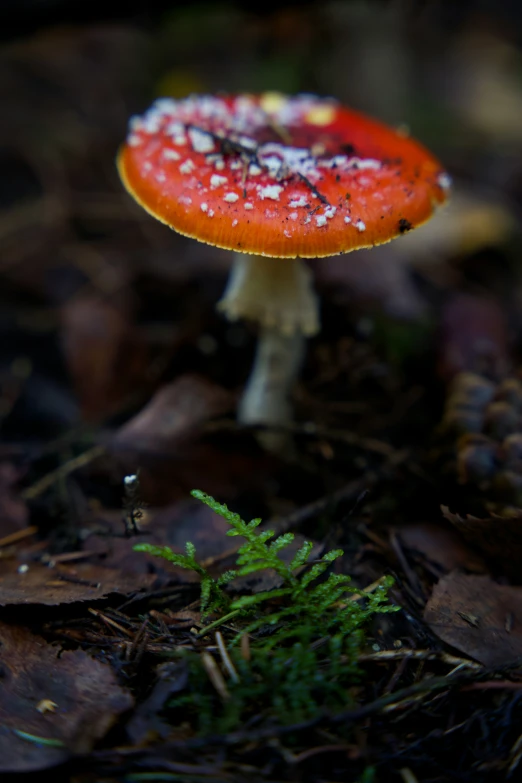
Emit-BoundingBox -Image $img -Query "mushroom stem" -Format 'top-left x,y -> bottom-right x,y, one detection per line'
217,253 -> 320,450
238,325 -> 306,449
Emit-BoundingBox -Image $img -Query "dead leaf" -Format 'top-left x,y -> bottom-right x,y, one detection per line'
83,500 -> 232,581
0,622 -> 132,772
0,559 -> 155,606
442,505 -> 522,583
109,376 -> 257,503
424,571 -> 522,667
112,374 -> 233,455
152,500 -> 237,560
85,499 -> 323,596
116,443 -> 272,507
399,522 -> 487,574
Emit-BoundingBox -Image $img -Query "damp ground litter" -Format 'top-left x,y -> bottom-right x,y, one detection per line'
1,2 -> 522,781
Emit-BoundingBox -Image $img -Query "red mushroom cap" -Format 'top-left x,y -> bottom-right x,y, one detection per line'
118,92 -> 450,258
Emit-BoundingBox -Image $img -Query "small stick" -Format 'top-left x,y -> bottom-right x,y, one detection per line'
215,631 -> 240,683
186,123 -> 330,205
201,651 -> 230,700
297,172 -> 329,205
240,633 -> 251,662
55,572 -> 101,589
89,608 -> 133,638
21,445 -> 105,500
357,649 -> 482,669
128,615 -> 150,660
291,744 -> 353,765
43,549 -> 97,566
0,526 -> 38,548
399,769 -> 419,783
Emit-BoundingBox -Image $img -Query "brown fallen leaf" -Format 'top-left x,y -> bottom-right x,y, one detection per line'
85,499 -> 323,597
399,522 -> 487,575
83,500 -> 232,579
0,622 -> 132,772
442,505 -> 522,583
110,375 -> 266,503
0,559 -> 155,606
111,374 -> 234,455
145,500 -> 324,595
118,443 -> 272,507
424,571 -> 522,667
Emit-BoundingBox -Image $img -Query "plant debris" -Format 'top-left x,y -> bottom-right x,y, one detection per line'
0,622 -> 132,772
0,559 -> 156,605
424,572 -> 522,667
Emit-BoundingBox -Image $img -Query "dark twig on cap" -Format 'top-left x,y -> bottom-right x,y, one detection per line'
185,123 -> 330,205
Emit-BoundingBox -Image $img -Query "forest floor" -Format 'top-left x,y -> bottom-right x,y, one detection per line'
2,5 -> 522,781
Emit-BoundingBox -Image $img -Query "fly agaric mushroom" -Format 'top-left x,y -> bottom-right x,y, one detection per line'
118,93 -> 450,449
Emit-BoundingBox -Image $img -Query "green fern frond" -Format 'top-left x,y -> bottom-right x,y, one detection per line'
134,489 -> 400,735
134,490 -> 398,641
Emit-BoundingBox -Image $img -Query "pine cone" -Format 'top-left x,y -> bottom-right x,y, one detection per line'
440,372 -> 522,508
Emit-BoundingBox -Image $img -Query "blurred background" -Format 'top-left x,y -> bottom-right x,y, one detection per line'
1,0 -> 522,510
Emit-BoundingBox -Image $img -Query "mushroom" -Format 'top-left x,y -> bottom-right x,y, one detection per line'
118,93 -> 450,450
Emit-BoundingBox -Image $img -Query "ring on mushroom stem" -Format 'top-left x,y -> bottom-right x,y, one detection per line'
118,92 -> 450,452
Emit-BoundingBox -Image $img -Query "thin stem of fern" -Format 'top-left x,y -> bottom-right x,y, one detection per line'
338,575 -> 390,605
197,609 -> 242,637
